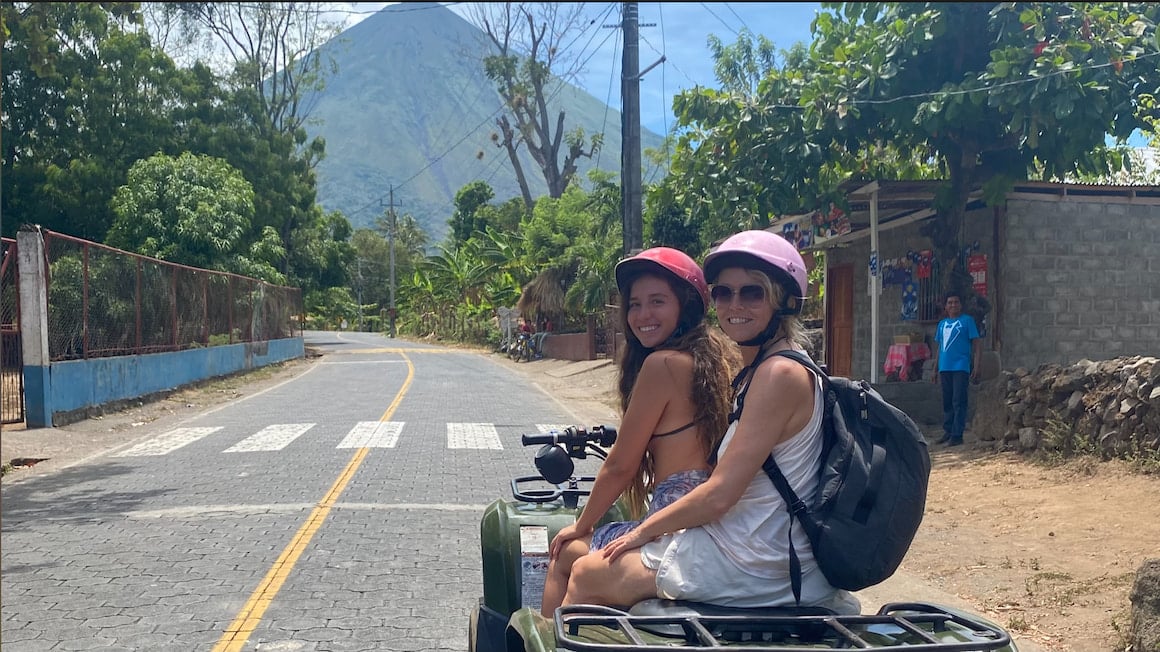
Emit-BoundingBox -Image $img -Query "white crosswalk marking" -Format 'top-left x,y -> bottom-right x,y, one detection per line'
447,422 -> 503,450
536,424 -> 569,434
337,421 -> 404,448
223,423 -> 315,453
115,427 -> 223,457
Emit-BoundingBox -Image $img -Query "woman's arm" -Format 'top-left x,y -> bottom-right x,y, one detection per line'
601,356 -> 815,559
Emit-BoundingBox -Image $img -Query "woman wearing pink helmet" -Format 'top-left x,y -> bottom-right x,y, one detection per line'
563,230 -> 859,614
539,246 -> 739,617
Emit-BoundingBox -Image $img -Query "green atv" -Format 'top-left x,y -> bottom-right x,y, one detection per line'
471,425 -> 1019,652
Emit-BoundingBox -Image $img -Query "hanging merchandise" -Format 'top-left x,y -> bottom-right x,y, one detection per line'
901,279 -> 919,321
968,253 -> 988,296
916,250 -> 933,279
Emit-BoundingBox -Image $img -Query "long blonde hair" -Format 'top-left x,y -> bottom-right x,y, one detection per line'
743,269 -> 810,350
616,272 -> 740,518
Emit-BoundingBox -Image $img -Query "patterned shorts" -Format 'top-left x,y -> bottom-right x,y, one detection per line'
590,469 -> 710,550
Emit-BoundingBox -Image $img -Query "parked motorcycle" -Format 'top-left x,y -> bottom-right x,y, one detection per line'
471,424 -> 1020,652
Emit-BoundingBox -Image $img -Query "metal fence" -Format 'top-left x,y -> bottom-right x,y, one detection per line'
1,237 -> 23,423
43,230 -> 303,362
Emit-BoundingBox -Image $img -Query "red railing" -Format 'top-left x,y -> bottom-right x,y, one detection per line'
42,230 -> 303,362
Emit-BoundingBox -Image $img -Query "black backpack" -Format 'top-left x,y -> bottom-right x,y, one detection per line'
726,348 -> 931,602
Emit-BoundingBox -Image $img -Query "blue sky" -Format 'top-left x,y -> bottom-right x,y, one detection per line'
338,2 -> 824,136
338,2 -> 1149,146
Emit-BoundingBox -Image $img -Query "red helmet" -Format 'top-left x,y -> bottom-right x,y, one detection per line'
615,247 -> 709,314
703,230 -> 808,304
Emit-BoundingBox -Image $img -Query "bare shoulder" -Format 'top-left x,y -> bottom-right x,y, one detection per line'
750,354 -> 813,400
639,349 -> 693,384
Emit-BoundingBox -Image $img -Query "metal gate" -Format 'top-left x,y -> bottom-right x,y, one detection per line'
1,237 -> 24,424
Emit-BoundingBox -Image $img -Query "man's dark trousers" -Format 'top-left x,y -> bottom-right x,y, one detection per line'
941,370 -> 970,443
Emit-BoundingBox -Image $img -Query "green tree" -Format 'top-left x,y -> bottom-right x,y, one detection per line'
106,152 -> 272,276
801,2 -> 1160,302
2,3 -> 185,239
167,2 -> 338,279
448,180 -> 495,248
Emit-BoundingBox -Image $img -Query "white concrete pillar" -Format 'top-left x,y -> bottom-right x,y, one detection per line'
17,225 -> 52,427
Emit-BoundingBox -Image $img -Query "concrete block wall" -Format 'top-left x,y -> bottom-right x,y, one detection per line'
1000,197 -> 1160,370
827,206 -> 994,382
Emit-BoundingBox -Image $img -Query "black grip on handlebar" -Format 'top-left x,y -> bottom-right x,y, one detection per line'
521,425 -> 617,448
520,431 -> 564,446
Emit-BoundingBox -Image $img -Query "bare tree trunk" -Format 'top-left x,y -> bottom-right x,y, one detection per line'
495,115 -> 535,214
473,3 -> 601,202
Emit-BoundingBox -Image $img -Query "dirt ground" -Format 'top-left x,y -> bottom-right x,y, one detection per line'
4,344 -> 1157,651
490,352 -> 1160,652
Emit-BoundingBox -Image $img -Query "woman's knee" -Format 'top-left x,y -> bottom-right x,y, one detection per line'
564,553 -> 605,602
566,551 -> 657,608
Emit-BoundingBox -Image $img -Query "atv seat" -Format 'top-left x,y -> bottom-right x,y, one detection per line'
628,599 -> 836,639
629,599 -> 836,619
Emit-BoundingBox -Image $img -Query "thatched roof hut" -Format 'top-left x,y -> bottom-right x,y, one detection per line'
516,267 -> 568,329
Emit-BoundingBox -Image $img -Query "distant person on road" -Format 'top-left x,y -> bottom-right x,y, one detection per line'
539,247 -> 739,617
931,292 -> 981,447
560,230 -> 860,615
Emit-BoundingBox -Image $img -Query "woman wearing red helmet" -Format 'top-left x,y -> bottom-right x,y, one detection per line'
563,231 -> 859,614
539,246 -> 739,617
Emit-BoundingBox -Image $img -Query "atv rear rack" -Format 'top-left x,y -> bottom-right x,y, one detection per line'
553,602 -> 1014,651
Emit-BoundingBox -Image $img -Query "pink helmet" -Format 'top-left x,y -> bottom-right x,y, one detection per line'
703,230 -> 808,304
615,247 -> 710,314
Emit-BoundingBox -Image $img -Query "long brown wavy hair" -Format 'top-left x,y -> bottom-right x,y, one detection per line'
615,270 -> 741,518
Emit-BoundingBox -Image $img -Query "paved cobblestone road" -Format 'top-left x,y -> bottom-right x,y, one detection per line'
2,331 -> 597,651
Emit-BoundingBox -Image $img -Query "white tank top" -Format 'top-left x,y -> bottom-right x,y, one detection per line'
700,368 -> 825,579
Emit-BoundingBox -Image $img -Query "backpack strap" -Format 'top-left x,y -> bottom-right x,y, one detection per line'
761,350 -> 828,606
709,343 -> 775,465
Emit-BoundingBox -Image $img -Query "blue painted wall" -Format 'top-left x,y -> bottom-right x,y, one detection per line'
23,338 -> 304,427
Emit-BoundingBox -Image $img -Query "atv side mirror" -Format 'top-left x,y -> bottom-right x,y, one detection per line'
534,444 -> 574,484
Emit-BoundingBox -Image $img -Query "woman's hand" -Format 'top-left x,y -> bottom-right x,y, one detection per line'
600,527 -> 655,562
549,523 -> 592,559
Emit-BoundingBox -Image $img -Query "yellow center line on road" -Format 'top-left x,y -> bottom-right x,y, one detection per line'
211,353 -> 415,652
340,347 -> 463,354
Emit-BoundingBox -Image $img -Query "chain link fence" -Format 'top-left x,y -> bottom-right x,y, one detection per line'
43,230 -> 302,362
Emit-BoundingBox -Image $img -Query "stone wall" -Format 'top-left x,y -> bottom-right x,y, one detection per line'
1000,197 -> 1160,370
973,355 -> 1160,457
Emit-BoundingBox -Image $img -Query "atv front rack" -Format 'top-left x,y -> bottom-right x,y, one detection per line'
553,602 -> 1014,651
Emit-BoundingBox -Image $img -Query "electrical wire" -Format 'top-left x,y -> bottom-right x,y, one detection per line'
348,4 -> 1160,218
645,2 -> 672,186
699,2 -> 739,38
594,20 -> 621,172
723,3 -> 751,34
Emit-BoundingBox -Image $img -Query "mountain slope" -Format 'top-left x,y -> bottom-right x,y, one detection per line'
304,2 -> 666,243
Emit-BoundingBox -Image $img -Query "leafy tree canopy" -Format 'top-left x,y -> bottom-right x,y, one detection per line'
801,2 -> 1160,299
107,152 -> 283,280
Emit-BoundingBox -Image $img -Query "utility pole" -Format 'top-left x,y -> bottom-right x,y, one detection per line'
387,185 -> 398,339
621,2 -> 642,256
618,3 -> 663,256
356,258 -> 364,331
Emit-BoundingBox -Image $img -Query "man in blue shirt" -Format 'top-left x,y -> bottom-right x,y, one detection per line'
931,292 -> 981,446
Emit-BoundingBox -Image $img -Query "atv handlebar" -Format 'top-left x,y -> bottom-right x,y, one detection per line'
520,424 -> 617,449
512,425 -> 618,507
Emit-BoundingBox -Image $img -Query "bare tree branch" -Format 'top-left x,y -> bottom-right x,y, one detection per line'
470,2 -> 602,211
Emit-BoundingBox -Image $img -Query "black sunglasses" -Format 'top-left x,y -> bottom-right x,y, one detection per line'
710,284 -> 766,304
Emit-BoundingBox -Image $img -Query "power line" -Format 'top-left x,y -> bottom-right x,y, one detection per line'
229,2 -> 465,17
722,3 -> 751,34
353,3 -> 621,216
639,32 -> 696,88
646,3 -> 672,186
699,2 -> 739,38
594,21 -> 621,172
